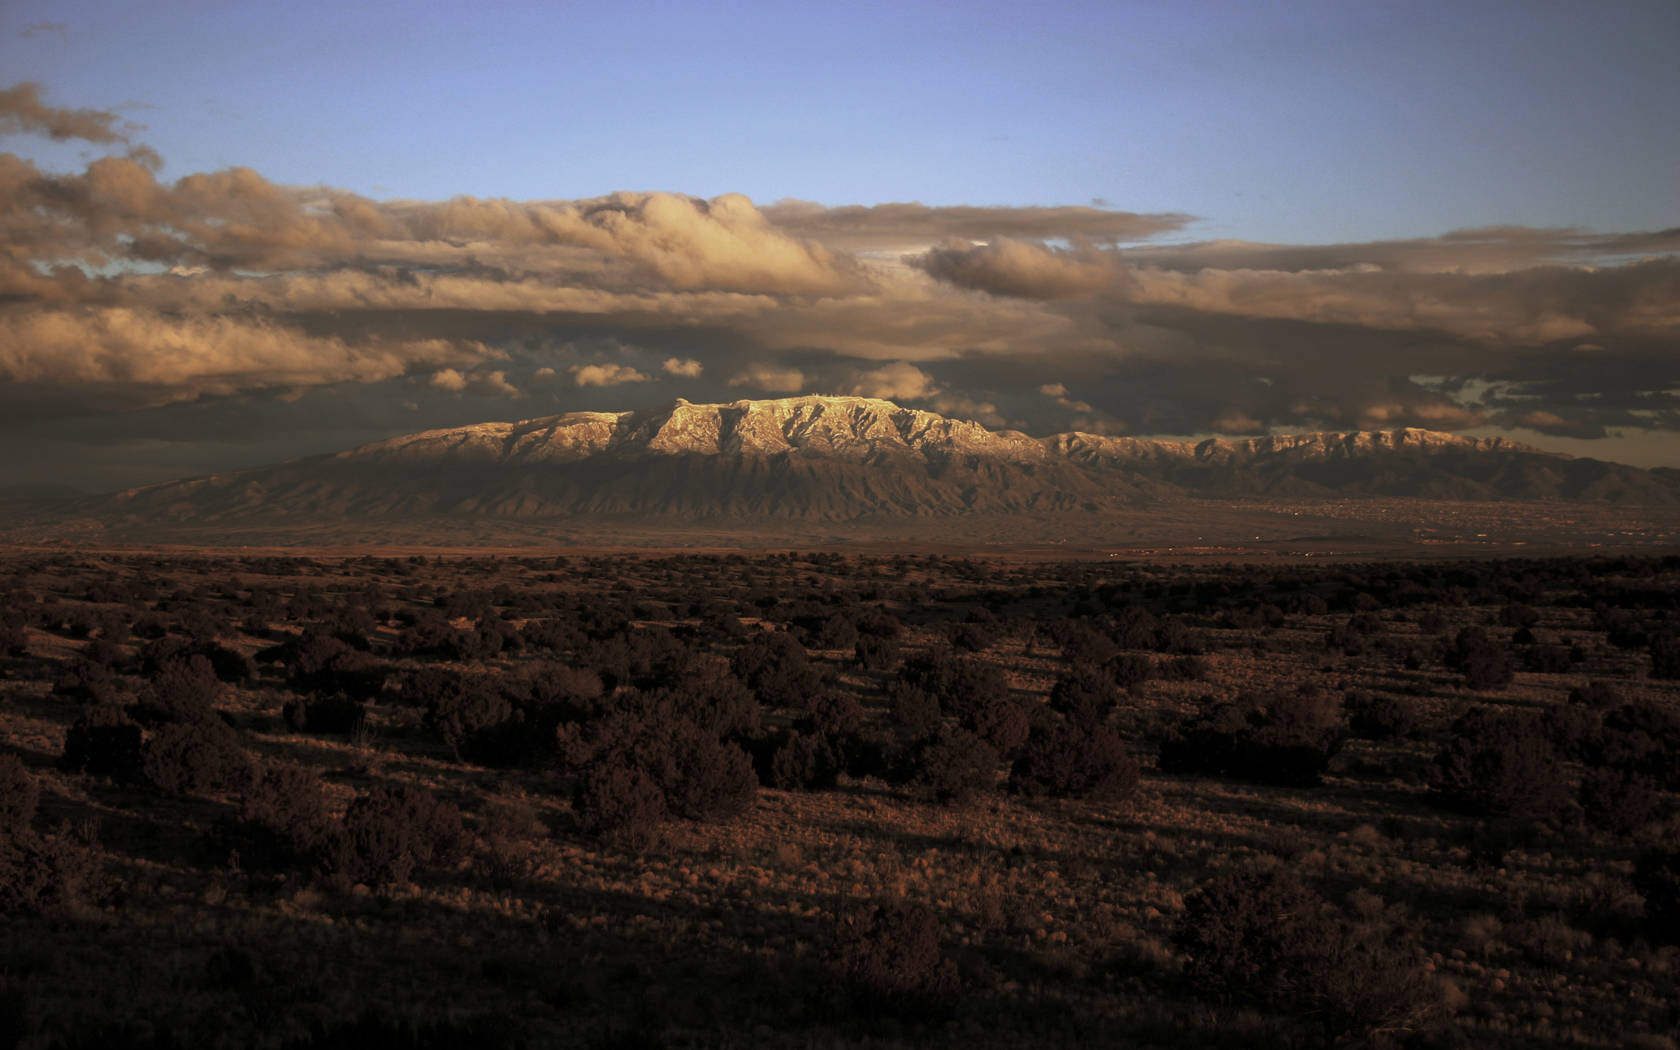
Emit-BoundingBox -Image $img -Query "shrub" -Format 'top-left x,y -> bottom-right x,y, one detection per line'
947,621 -> 997,653
1579,766 -> 1659,836
60,706 -> 144,780
417,671 -> 513,757
806,691 -> 864,737
854,634 -> 900,671
282,694 -> 366,735
142,718 -> 253,797
965,699 -> 1031,755
1055,622 -> 1118,666
130,655 -> 220,725
1569,679 -> 1622,708
1597,700 -> 1680,788
1158,690 -> 1344,788
654,669 -> 760,738
0,820 -> 113,916
1175,871 -> 1326,1001
1048,667 -> 1118,726
0,754 -> 38,839
896,648 -> 1009,720
52,659 -> 119,704
655,721 -> 757,822
888,681 -> 942,738
768,730 -> 842,791
1428,708 -> 1569,819
324,785 -> 469,887
1634,850 -> 1680,945
1345,691 -> 1422,741
225,762 -> 333,871
908,729 -> 997,805
1110,605 -> 1158,648
1525,643 -> 1573,674
828,902 -> 959,1018
295,646 -> 387,701
143,638 -> 253,683
574,761 -> 666,850
0,624 -> 28,657
1157,655 -> 1208,682
1106,653 -> 1155,694
1009,724 -> 1139,801
1651,631 -> 1680,680
731,631 -> 820,708
1446,626 -> 1512,690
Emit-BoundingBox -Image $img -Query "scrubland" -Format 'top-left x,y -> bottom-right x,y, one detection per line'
1,547 -> 1678,1049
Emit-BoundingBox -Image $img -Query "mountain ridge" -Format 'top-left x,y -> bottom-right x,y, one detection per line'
7,396 -> 1677,546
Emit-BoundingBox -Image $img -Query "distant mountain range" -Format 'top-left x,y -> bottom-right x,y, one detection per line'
4,396 -> 1677,546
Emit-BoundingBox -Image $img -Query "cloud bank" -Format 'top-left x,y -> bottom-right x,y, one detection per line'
2,81 -> 1677,486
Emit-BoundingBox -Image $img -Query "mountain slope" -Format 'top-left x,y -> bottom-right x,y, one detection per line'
16,396 -> 1680,542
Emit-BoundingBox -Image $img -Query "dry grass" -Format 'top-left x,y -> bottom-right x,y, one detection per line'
0,547 -> 1676,1048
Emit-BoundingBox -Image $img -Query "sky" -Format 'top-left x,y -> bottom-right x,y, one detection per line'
0,0 -> 1676,493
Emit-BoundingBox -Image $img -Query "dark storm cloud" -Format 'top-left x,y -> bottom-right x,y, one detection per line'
2,80 -> 1677,489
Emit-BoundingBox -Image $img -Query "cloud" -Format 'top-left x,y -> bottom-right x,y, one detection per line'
846,361 -> 939,401
0,307 -> 488,411
926,393 -> 1007,429
2,80 -> 1678,478
19,23 -> 67,39
911,238 -> 1118,299
569,363 -> 652,387
427,368 -> 522,398
728,364 -> 805,394
761,199 -> 1192,249
0,82 -> 131,144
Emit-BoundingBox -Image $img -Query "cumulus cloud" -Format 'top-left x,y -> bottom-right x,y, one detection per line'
0,307 -> 488,410
2,79 -> 1678,478
569,363 -> 652,387
427,368 -> 522,398
912,238 -> 1118,299
846,361 -> 939,401
728,364 -> 805,394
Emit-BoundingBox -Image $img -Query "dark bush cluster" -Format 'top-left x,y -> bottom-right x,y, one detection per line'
61,706 -> 144,780
894,647 -> 1009,721
142,717 -> 253,797
1428,708 -> 1568,820
730,630 -> 822,707
320,784 -> 470,888
828,901 -> 959,1018
1174,872 -> 1444,1044
904,729 -> 998,805
1158,686 -> 1345,787
1444,626 -> 1512,690
565,700 -> 757,848
1,755 -> 113,916
1009,723 -> 1139,801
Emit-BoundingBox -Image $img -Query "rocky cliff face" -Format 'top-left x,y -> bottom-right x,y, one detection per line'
55,395 -> 1680,529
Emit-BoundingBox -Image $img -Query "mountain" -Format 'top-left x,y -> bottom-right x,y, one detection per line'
5,396 -> 1677,546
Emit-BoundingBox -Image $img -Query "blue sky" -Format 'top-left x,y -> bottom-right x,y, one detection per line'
0,1 -> 1676,490
7,0 -> 1675,242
